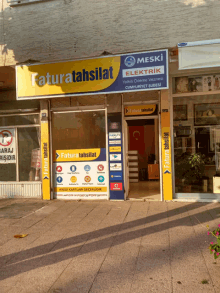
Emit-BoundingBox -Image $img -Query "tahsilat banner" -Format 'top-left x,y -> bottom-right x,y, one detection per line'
16,50 -> 168,100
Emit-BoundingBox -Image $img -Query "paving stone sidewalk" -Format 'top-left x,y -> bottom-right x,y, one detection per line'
0,198 -> 220,293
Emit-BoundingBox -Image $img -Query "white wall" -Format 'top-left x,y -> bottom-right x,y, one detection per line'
1,0 -> 220,66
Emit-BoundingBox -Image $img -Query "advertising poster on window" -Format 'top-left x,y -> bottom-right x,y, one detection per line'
53,148 -> 108,199
0,128 -> 16,164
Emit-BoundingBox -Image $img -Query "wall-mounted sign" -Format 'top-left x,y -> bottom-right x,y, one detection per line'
110,172 -> 123,181
110,182 -> 123,191
0,128 -> 16,164
108,114 -> 124,200
124,104 -> 157,116
110,163 -> 122,171
109,140 -> 121,145
110,154 -> 122,161
109,146 -> 121,152
109,132 -> 121,140
16,50 -> 168,100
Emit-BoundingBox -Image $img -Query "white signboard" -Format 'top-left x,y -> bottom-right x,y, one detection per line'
0,128 -> 16,164
109,132 -> 121,139
53,161 -> 108,199
110,154 -> 122,161
110,163 -> 122,171
109,140 -> 121,145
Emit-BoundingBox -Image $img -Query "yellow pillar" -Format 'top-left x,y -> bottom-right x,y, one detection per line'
40,100 -> 51,200
161,90 -> 173,200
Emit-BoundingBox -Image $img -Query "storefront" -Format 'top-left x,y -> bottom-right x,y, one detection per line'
9,49 -> 173,201
1,40 -> 219,201
171,40 -> 220,201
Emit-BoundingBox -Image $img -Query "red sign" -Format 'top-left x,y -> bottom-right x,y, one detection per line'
97,164 -> 104,171
56,166 -> 62,172
0,130 -> 13,146
110,182 -> 123,191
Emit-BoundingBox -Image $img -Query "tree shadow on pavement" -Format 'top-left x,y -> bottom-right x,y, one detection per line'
0,202 -> 219,281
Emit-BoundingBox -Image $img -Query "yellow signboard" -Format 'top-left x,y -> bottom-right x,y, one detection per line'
41,121 -> 50,200
16,57 -> 120,99
54,148 -> 101,162
55,187 -> 107,192
124,104 -> 156,116
161,111 -> 172,201
109,146 -> 121,152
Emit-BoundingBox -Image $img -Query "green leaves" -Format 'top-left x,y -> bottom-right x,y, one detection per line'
175,153 -> 205,184
207,226 -> 220,260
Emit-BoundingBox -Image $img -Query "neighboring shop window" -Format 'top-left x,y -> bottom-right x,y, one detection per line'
0,114 -> 40,182
18,128 -> 41,181
173,74 -> 220,194
52,111 -> 106,150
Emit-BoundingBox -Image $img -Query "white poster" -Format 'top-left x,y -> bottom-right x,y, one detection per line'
109,132 -> 121,139
53,161 -> 108,199
109,140 -> 121,145
110,163 -> 122,171
110,154 -> 122,161
0,128 -> 16,164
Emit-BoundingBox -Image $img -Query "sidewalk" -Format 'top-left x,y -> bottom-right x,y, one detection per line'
0,198 -> 220,293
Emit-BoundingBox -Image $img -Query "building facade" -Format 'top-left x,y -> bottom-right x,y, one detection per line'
1,0 -> 220,201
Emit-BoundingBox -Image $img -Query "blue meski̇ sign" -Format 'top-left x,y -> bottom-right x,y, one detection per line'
100,49 -> 168,94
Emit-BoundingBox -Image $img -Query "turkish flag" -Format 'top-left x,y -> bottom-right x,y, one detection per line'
129,126 -> 145,155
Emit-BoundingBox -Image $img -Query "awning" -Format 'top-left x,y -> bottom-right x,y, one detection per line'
178,39 -> 220,70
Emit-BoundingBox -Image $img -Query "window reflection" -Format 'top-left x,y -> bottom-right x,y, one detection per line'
52,111 -> 106,150
174,95 -> 220,194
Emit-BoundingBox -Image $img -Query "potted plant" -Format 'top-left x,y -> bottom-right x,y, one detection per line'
175,152 -> 205,192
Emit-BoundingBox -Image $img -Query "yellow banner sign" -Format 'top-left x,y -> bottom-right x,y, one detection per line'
55,187 -> 107,192
54,148 -> 101,162
124,104 -> 156,116
161,111 -> 172,201
109,146 -> 121,152
41,121 -> 50,200
16,57 -> 120,99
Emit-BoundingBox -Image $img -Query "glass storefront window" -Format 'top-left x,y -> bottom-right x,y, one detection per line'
173,93 -> 220,194
52,111 -> 106,150
0,164 -> 16,181
18,127 -> 41,181
0,114 -> 39,127
0,113 -> 40,182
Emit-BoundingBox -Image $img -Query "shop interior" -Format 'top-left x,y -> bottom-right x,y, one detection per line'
173,74 -> 220,196
126,118 -> 160,200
